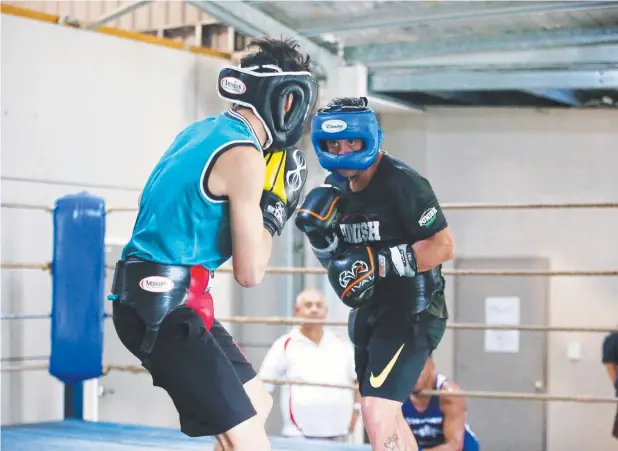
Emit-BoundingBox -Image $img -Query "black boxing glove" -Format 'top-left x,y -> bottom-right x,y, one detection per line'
295,184 -> 344,261
377,244 -> 418,279
261,148 -> 308,236
327,245 -> 377,309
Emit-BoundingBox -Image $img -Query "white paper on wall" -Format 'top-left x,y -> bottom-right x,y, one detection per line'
484,296 -> 520,353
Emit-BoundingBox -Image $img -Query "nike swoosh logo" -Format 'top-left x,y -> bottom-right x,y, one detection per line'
369,343 -> 405,388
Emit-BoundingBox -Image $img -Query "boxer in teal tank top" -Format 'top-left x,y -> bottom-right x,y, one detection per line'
109,37 -> 318,450
123,110 -> 262,269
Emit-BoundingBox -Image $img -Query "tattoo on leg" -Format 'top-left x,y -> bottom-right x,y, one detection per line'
384,433 -> 400,450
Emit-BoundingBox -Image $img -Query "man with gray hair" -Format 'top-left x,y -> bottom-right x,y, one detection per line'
259,288 -> 361,441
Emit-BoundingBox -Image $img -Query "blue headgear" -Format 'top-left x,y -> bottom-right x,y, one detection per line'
311,97 -> 384,174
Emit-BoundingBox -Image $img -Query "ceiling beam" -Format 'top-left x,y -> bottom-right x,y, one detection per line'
424,91 -> 486,105
345,27 -> 618,65
186,0 -> 338,75
299,1 -> 618,37
525,90 -> 581,106
367,93 -> 425,113
369,70 -> 618,92
367,44 -> 618,71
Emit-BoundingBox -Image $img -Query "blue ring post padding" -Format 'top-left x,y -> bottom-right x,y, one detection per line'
49,192 -> 106,419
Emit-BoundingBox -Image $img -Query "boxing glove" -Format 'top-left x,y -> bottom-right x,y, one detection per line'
377,244 -> 418,279
295,184 -> 344,260
327,245 -> 377,309
261,148 -> 308,236
327,243 -> 418,308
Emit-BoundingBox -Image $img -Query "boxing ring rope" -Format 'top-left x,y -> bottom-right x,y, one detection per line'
1,313 -> 51,320
1,311 -> 616,333
0,202 -> 54,212
4,200 -> 618,214
214,267 -> 618,277
3,261 -> 618,277
432,202 -> 618,210
2,362 -> 617,405
105,201 -> 618,213
1,262 -> 51,271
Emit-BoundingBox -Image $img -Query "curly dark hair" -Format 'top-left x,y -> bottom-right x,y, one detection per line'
240,37 -> 312,73
320,96 -> 369,113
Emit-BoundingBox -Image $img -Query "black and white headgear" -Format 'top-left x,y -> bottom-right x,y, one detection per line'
217,63 -> 318,150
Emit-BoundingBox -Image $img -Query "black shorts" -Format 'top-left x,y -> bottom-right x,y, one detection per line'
350,306 -> 446,402
112,301 -> 258,437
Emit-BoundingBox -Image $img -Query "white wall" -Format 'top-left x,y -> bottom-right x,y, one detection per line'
380,107 -> 618,451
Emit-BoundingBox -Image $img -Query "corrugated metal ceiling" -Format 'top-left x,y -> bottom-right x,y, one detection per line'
255,1 -> 616,38
240,0 -> 618,109
25,0 -> 614,109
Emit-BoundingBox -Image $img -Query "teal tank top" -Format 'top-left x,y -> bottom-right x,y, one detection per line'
122,110 -> 262,269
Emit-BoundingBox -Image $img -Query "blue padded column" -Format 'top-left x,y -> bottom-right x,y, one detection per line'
49,192 -> 106,420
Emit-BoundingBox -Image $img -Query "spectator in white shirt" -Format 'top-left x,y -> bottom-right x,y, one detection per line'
259,288 -> 361,442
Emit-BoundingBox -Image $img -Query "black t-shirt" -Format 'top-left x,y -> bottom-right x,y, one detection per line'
602,332 -> 618,394
326,153 -> 449,316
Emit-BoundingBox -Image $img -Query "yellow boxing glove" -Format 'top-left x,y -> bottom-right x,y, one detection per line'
261,148 -> 308,236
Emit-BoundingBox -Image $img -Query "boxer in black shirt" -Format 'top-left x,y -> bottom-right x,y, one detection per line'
296,97 -> 455,451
